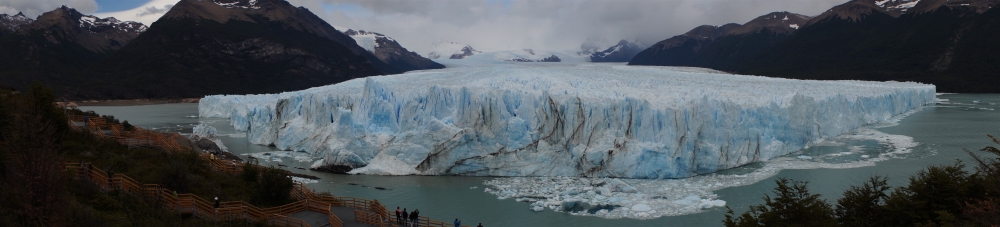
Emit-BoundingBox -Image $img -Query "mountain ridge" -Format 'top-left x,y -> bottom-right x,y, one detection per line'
629,0 -> 1000,92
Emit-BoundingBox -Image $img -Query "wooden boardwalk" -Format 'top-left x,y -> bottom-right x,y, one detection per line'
65,115 -> 473,227
68,115 -> 183,152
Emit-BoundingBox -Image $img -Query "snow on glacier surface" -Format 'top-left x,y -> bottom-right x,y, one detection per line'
199,63 -> 935,179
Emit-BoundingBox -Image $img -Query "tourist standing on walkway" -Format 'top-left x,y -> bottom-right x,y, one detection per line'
410,209 -> 419,227
396,207 -> 402,224
477,223 -> 482,227
402,209 -> 409,226
454,218 -> 460,227
106,169 -> 114,189
214,196 -> 220,214
85,163 -> 92,181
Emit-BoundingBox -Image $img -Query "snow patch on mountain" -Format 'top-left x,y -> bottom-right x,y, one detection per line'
888,0 -> 921,11
338,28 -> 394,53
78,15 -> 148,33
0,12 -> 32,32
213,0 -> 262,10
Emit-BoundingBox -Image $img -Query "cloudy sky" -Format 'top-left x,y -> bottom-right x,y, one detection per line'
1,0 -> 847,54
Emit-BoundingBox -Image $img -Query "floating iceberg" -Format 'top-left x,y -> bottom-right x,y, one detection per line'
200,63 -> 935,179
189,124 -> 228,153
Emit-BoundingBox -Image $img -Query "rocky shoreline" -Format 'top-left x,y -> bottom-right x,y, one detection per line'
60,98 -> 200,107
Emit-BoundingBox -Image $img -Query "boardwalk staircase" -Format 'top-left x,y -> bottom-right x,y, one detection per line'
67,162 -> 344,227
68,115 -> 183,152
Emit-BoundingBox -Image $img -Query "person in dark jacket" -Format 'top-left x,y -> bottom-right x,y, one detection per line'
214,196 -> 220,214
106,169 -> 114,189
477,223 -> 483,227
410,209 -> 419,227
402,209 -> 409,226
454,218 -> 460,227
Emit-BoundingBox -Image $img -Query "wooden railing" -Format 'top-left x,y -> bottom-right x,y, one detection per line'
65,162 -> 344,227
66,114 -> 466,227
207,157 -> 244,175
67,115 -> 184,152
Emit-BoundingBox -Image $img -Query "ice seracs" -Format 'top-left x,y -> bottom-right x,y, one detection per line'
200,63 -> 935,179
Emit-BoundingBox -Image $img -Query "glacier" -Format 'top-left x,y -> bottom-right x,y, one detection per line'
199,63 -> 935,179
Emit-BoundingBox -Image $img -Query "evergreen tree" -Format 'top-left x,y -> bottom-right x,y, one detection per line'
724,178 -> 838,227
835,176 -> 891,227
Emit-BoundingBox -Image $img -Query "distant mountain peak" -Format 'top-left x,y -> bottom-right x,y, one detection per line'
807,0 -> 900,25
20,6 -> 146,52
339,27 -> 444,71
426,42 -> 480,59
729,11 -> 812,35
590,39 -> 646,62
78,15 -> 148,33
578,36 -> 612,55
0,12 -> 34,36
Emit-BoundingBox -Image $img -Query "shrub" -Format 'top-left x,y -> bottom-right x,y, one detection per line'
835,176 -> 891,227
724,178 -> 838,227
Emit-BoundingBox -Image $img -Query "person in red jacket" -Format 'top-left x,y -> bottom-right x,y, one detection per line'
396,207 -> 402,224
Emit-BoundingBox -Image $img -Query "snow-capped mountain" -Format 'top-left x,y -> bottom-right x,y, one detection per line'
80,0 -> 399,99
340,28 -> 444,71
806,0 -> 997,25
78,15 -> 147,34
426,42 -> 481,59
0,12 -> 32,37
589,40 -> 647,62
0,6 -> 148,93
19,6 -> 147,52
0,6 -> 148,89
577,37 -> 613,56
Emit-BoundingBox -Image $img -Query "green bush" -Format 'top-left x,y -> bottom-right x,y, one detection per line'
728,135 -> 1000,227
252,166 -> 294,207
835,176 -> 890,227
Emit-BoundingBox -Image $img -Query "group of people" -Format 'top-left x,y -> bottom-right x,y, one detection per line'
394,206 -> 483,227
395,207 -> 420,226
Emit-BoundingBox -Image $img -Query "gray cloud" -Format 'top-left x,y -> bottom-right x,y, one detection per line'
0,0 -> 98,18
291,0 -> 847,54
136,4 -> 173,17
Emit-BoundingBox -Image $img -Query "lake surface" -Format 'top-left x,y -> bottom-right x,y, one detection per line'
80,93 -> 1000,226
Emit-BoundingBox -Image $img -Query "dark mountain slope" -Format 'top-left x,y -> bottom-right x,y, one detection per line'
0,7 -> 145,93
629,12 -> 810,67
80,0 -> 389,99
631,0 -> 1000,92
736,6 -> 994,92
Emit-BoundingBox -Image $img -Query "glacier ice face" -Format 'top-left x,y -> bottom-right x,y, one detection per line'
199,63 -> 935,179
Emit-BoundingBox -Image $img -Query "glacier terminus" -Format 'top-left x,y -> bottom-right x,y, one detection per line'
199,63 -> 935,179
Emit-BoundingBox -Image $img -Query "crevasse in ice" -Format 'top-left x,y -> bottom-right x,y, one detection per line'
199,63 -> 935,178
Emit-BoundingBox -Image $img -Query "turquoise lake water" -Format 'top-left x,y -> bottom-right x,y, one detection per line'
80,93 -> 1000,226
